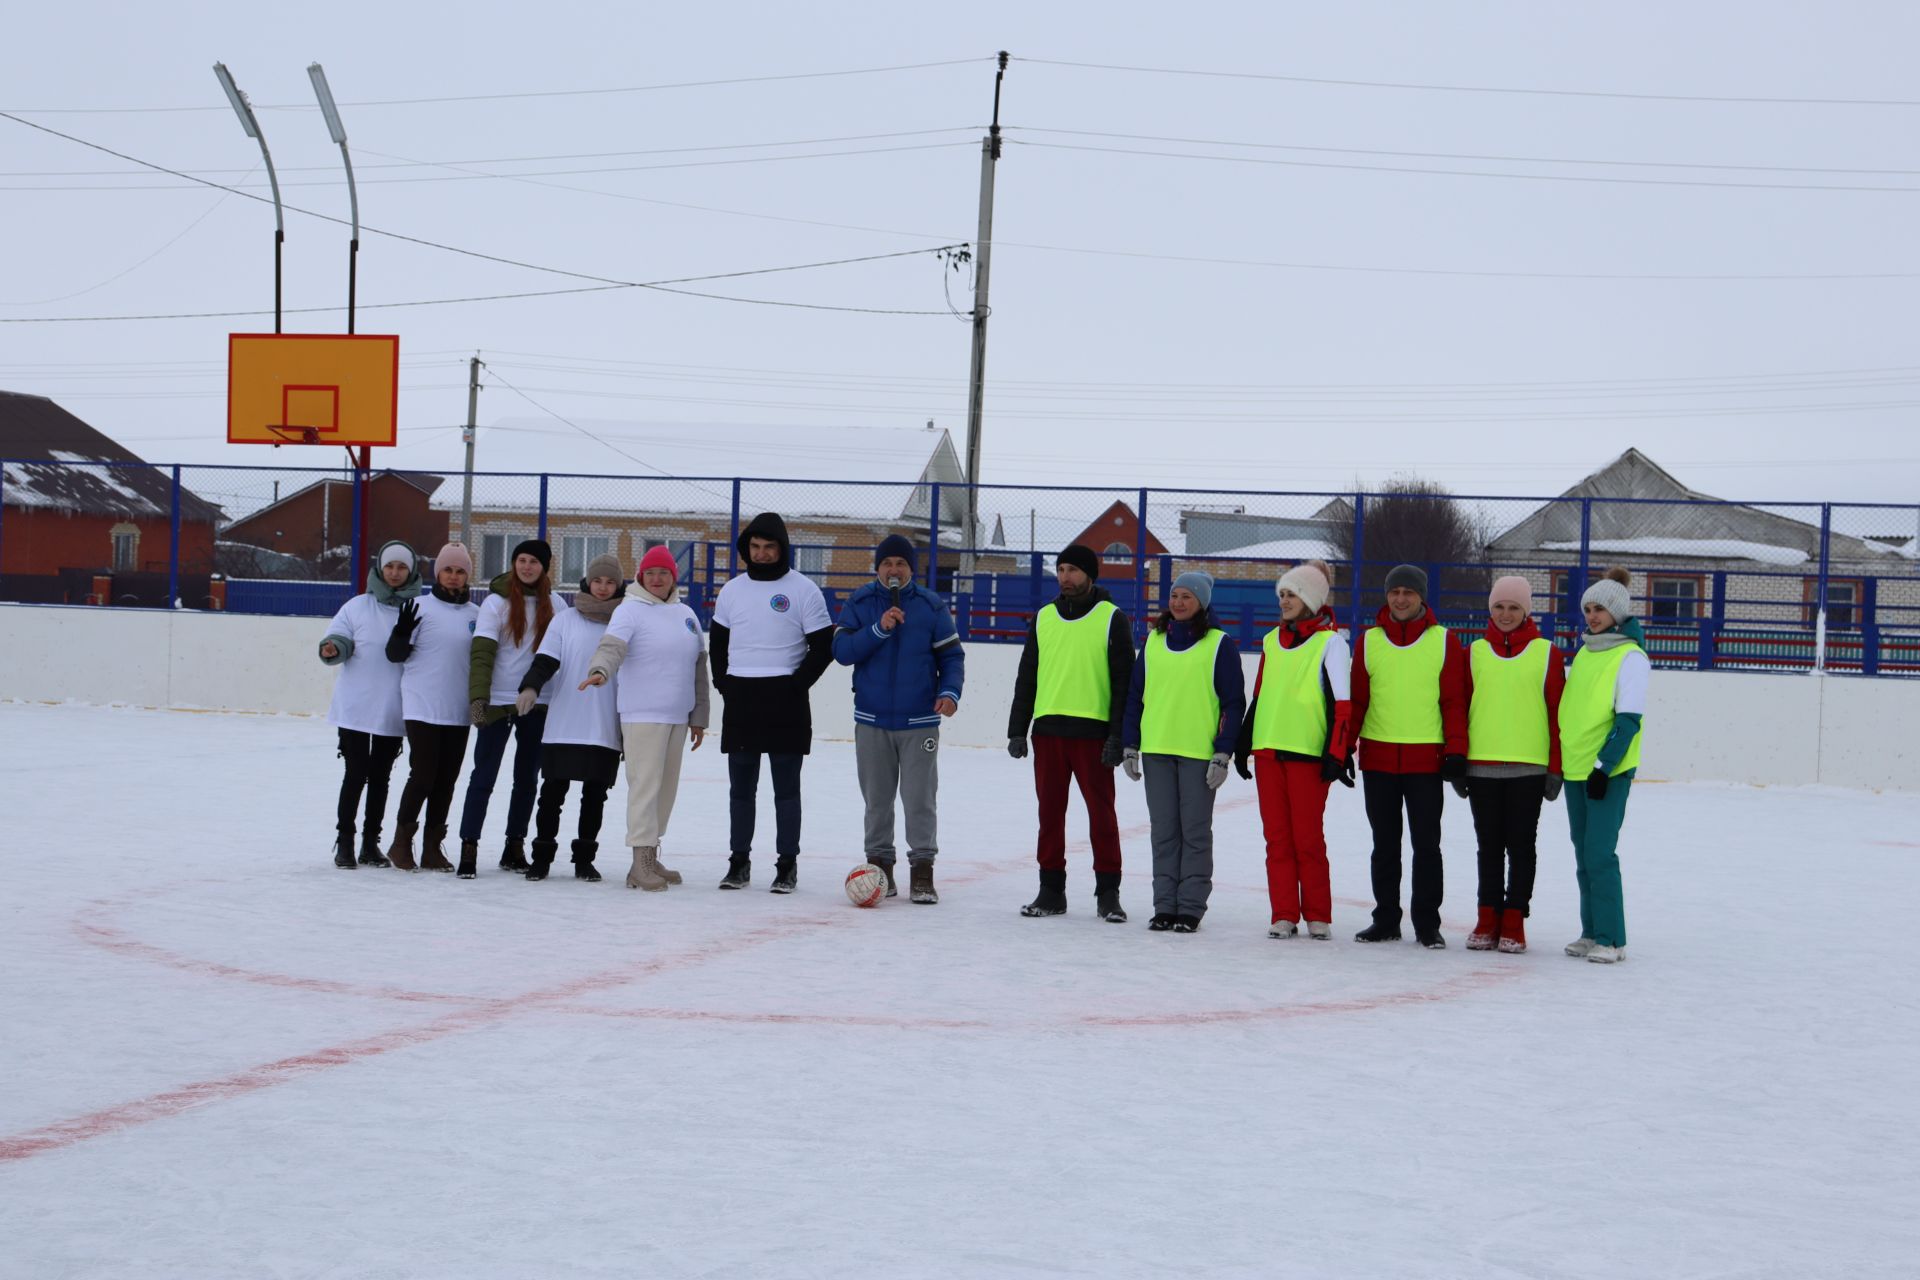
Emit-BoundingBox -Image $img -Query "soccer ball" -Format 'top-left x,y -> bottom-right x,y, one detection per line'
844,864 -> 887,908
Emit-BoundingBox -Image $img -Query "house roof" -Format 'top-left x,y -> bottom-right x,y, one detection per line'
224,471 -> 445,529
1,390 -> 223,523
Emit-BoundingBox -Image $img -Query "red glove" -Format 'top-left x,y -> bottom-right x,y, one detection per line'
1328,701 -> 1355,764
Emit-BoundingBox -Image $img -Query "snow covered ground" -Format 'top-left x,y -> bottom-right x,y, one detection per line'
3,701 -> 1916,1279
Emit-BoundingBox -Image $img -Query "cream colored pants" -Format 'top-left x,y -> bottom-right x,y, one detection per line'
621,722 -> 688,848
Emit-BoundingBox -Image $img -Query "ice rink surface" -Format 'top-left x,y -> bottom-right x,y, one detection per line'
3,701 -> 1917,1279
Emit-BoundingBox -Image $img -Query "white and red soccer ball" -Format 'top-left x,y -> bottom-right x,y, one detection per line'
844,864 -> 887,908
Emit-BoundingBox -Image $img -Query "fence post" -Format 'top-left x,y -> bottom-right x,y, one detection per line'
1574,498 -> 1593,627
729,479 -> 741,578
1861,575 -> 1881,677
348,463 -> 365,588
928,481 -> 941,590
0,460 -> 7,593
1702,573 -> 1728,671
1347,494 -> 1366,635
167,465 -> 183,608
1135,487 -> 1150,640
1814,503 -> 1832,673
537,474 -> 550,541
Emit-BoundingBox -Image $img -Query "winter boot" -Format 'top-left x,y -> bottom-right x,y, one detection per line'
877,862 -> 898,898
626,846 -> 668,892
572,840 -> 602,882
333,826 -> 357,869
1415,926 -> 1447,950
457,840 -> 478,880
1354,920 -> 1401,943
498,839 -> 530,874
1094,871 -> 1127,924
526,838 -> 559,882
718,855 -> 751,889
1466,907 -> 1500,951
419,827 -> 455,873
386,822 -> 419,873
1496,910 -> 1528,954
1171,914 -> 1201,933
909,861 -> 938,905
1149,913 -> 1177,931
769,857 -> 798,894
1564,936 -> 1596,958
1020,869 -> 1068,917
357,830 -> 390,867
653,849 -> 684,886
1306,921 -> 1332,940
1268,919 -> 1298,939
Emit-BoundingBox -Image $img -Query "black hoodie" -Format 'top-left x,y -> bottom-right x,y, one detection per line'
736,511 -> 792,582
1007,584 -> 1134,742
710,511 -> 836,754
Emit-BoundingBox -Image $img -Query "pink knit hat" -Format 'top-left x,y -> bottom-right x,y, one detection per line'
638,545 -> 679,580
434,542 -> 474,578
1488,575 -> 1533,611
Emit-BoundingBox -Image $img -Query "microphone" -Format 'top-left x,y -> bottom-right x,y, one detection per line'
889,582 -> 902,612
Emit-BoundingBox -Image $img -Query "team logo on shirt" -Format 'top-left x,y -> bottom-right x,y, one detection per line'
769,594 -> 791,613
684,618 -> 698,634
468,621 -> 477,633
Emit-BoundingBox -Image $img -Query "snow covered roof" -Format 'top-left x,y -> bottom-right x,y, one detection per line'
1,391 -> 222,523
1539,537 -> 1810,567
1184,537 -> 1339,564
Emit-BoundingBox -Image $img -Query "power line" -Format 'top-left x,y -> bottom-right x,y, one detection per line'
1014,56 -> 1920,108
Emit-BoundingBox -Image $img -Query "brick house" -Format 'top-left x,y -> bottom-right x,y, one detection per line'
220,472 -> 448,575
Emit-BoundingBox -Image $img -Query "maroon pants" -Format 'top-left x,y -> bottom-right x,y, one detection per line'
1255,755 -> 1333,925
1032,734 -> 1123,874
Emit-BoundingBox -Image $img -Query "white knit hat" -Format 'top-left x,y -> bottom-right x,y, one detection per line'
1276,564 -> 1330,614
1581,577 -> 1635,623
376,540 -> 414,570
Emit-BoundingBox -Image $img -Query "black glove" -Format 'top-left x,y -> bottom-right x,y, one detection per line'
1586,770 -> 1611,802
1234,751 -> 1252,781
386,599 -> 421,662
1441,754 -> 1469,783
1007,736 -> 1028,760
1321,753 -> 1355,788
1543,775 -> 1563,802
1100,737 -> 1125,769
1450,779 -> 1472,800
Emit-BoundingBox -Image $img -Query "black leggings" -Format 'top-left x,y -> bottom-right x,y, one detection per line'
1467,775 -> 1546,916
534,774 -> 611,853
398,721 -> 471,832
336,729 -> 404,837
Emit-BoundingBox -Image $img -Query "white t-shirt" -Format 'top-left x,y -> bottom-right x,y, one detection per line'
710,570 -> 830,677
535,607 -> 620,751
474,591 -> 562,707
321,593 -> 405,737
399,593 -> 480,726
605,586 -> 707,724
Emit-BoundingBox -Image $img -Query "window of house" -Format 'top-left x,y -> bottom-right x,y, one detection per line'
1102,540 -> 1133,567
110,523 -> 139,572
561,535 -> 612,583
1806,578 -> 1862,628
1647,575 -> 1704,621
792,544 -> 828,579
480,533 -> 511,579
641,538 -> 693,572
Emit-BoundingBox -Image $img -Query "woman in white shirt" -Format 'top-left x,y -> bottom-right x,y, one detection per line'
384,541 -> 481,872
317,540 -> 419,869
515,551 -> 624,882
583,545 -> 711,891
456,538 -> 559,879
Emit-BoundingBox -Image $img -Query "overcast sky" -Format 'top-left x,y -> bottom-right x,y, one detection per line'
5,1 -> 1919,516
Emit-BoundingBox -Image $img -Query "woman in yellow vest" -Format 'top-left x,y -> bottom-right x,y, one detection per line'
1458,576 -> 1566,955
1561,567 -> 1648,965
1120,572 -> 1245,932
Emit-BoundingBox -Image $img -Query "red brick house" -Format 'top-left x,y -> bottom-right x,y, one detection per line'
1070,500 -> 1168,574
1,391 -> 222,605
221,472 -> 447,574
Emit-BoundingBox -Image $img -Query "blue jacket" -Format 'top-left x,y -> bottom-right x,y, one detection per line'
1122,618 -> 1246,755
832,579 -> 966,731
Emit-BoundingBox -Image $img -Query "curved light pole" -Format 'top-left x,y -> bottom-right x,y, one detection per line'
212,62 -> 284,333
306,63 -> 358,334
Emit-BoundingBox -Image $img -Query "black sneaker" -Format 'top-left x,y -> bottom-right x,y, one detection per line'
1354,922 -> 1403,943
1415,927 -> 1447,950
718,856 -> 750,890
357,833 -> 390,868
1171,915 -> 1201,933
769,858 -> 797,894
498,839 -> 530,874
333,832 -> 357,869
1148,913 -> 1176,931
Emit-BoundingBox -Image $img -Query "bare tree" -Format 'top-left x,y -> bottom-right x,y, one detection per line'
1330,476 -> 1494,617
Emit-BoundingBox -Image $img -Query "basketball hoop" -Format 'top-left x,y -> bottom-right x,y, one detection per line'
227,334 -> 398,448
265,424 -> 322,447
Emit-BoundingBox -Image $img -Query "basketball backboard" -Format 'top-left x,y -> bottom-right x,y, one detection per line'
227,333 -> 399,446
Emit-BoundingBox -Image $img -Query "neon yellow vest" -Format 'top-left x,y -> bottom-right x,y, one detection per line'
1467,637 -> 1553,766
1561,643 -> 1644,781
1252,628 -> 1332,755
1034,600 -> 1117,721
1140,628 -> 1226,760
1360,624 -> 1447,744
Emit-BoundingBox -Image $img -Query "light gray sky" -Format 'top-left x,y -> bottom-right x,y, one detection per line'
5,1 -> 1919,510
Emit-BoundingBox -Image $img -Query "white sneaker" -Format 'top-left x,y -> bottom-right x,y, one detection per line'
1268,920 -> 1298,939
1564,937 -> 1596,958
1306,921 -> 1331,940
1587,945 -> 1623,964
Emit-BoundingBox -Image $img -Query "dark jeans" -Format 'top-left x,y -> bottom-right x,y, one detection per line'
399,722 -> 471,832
336,729 -> 403,838
1362,770 -> 1445,932
728,752 -> 803,859
1467,775 -> 1546,917
534,775 -> 610,851
458,707 -> 546,843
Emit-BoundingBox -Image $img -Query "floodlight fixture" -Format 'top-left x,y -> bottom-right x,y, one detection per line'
211,62 -> 285,331
307,62 -> 346,145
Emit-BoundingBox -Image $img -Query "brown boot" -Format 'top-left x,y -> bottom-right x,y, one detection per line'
1466,907 -> 1500,951
420,826 -> 455,873
653,847 -> 684,886
386,822 -> 419,872
909,861 -> 938,905
1496,909 -> 1528,954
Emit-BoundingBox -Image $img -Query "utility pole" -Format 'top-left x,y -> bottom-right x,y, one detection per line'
460,356 -> 483,546
961,51 -> 1009,579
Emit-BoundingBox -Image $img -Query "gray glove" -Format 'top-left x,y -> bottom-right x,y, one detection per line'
1007,737 -> 1028,760
469,698 -> 488,727
1205,753 -> 1231,791
1543,774 -> 1563,802
1121,748 -> 1142,782
514,687 -> 539,717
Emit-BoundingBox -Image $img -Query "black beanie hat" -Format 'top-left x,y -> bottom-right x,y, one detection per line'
512,539 -> 553,572
1384,563 -> 1428,599
1058,543 -> 1101,581
873,533 -> 918,575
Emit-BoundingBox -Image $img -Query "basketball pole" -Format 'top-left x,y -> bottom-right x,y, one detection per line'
212,64 -> 283,334
309,64 -> 373,578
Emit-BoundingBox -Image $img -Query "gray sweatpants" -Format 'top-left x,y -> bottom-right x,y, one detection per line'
855,724 -> 939,865
1144,754 -> 1216,917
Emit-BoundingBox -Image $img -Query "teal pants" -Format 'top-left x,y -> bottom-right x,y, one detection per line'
1565,771 -> 1632,948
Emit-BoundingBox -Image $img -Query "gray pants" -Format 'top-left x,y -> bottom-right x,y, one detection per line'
855,724 -> 940,865
1144,754 -> 1216,917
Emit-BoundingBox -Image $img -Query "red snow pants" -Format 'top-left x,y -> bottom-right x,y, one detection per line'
1032,734 -> 1123,874
1255,755 -> 1333,925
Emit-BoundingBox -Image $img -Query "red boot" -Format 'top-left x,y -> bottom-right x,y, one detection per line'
1466,907 -> 1499,951
1496,909 -> 1527,954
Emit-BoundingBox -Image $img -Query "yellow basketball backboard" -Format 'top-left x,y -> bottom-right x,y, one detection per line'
227,333 -> 399,446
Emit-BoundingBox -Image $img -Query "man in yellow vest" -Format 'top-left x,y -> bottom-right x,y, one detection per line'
1349,564 -> 1469,948
1008,544 -> 1135,922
